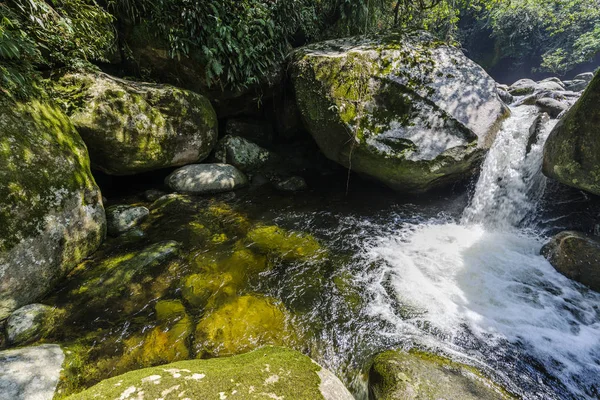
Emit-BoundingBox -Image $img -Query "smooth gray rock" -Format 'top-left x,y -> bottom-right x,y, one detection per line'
527,113 -> 550,155
6,304 -> 61,345
539,77 -> 564,86
535,97 -> 568,118
106,205 -> 149,236
166,164 -> 248,194
212,135 -> 272,172
537,80 -> 565,92
574,72 -> 594,82
564,79 -> 588,92
497,88 -> 514,104
0,344 -> 64,400
275,176 -> 308,192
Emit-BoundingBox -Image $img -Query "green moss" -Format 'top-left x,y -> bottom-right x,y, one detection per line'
194,295 -> 298,358
65,346 -> 332,400
246,225 -> 325,261
0,100 -> 100,252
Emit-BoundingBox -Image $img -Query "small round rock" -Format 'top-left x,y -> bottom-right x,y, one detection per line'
106,205 -> 150,236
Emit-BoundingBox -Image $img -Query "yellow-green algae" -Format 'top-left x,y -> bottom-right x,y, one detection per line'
65,346 -> 332,400
194,295 -> 298,358
246,225 -> 325,261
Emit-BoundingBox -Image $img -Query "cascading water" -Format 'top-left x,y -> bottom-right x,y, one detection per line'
360,105 -> 600,399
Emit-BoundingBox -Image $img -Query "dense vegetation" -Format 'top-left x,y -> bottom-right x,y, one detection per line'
1,0 -> 599,99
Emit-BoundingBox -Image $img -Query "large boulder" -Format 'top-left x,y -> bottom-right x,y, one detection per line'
541,231 -> 600,292
0,344 -> 65,400
291,31 -> 508,193
543,72 -> 600,195
66,346 -> 353,400
53,71 -> 218,175
369,350 -> 511,400
0,100 -> 105,320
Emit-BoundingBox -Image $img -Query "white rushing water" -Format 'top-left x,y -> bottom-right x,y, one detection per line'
363,106 -> 600,399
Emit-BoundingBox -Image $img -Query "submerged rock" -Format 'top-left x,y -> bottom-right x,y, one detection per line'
165,164 -> 248,194
53,71 -> 218,175
541,231 -> 600,292
0,100 -> 105,320
106,205 -> 149,236
194,295 -> 296,358
275,176 -> 308,192
6,303 -> 64,345
369,350 -> 511,399
535,98 -> 568,119
543,72 -> 600,195
65,346 -> 353,400
212,135 -> 273,172
246,225 -> 324,261
0,344 -> 65,400
291,31 -> 507,193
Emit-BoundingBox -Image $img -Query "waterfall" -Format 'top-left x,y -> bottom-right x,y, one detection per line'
362,106 -> 600,399
462,106 -> 558,229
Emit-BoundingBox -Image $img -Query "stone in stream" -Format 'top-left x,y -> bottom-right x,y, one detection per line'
574,72 -> 594,82
64,346 -> 353,400
541,231 -> 600,292
194,295 -> 297,358
6,303 -> 64,345
526,113 -> 550,155
275,176 -> 308,192
0,100 -> 105,320
536,80 -> 565,92
508,78 -> 539,95
52,71 -> 218,175
105,205 -> 149,236
165,164 -> 248,194
497,87 -> 514,105
212,135 -> 273,172
0,344 -> 65,400
563,79 -> 588,92
369,350 -> 512,400
291,31 -> 508,194
543,71 -> 600,196
535,98 -> 568,119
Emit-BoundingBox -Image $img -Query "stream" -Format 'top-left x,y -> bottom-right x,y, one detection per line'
44,105 -> 600,399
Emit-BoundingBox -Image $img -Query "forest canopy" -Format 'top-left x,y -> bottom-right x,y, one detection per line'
1,0 -> 599,99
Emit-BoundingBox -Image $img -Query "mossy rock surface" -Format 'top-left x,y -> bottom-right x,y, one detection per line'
246,225 -> 325,261
66,346 -> 353,400
52,71 -> 218,175
194,295 -> 297,358
543,71 -> 600,196
290,31 -> 508,193
369,349 -> 513,400
0,100 -> 105,320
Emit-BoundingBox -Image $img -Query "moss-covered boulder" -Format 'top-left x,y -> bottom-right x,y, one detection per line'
541,231 -> 600,292
0,100 -> 105,320
194,295 -> 297,358
369,350 -> 512,399
5,303 -> 65,346
291,31 -> 508,193
53,71 -> 218,175
543,71 -> 600,196
66,346 -> 353,400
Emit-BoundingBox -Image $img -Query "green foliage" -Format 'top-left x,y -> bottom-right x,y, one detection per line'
0,0 -> 115,99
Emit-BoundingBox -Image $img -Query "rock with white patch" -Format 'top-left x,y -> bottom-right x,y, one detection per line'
0,344 -> 65,400
6,303 -> 63,345
291,31 -> 508,193
65,346 -> 353,400
106,205 -> 149,236
0,100 -> 105,320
